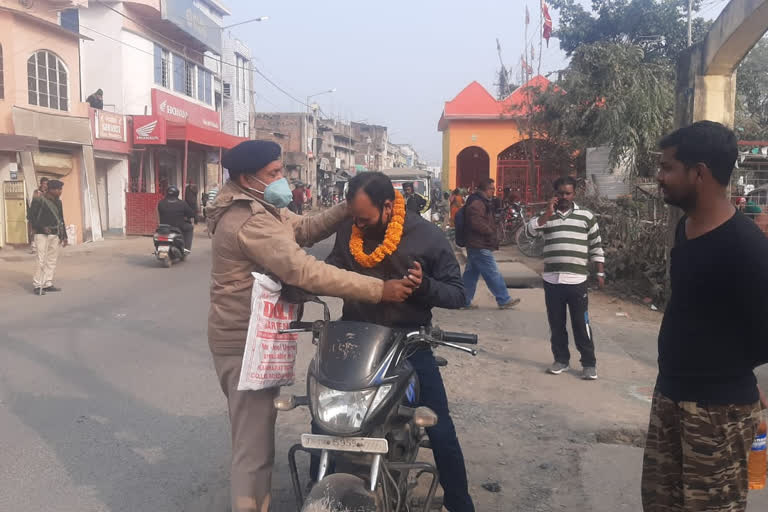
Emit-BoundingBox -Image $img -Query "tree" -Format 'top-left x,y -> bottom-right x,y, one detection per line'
549,0 -> 711,62
533,42 -> 673,176
735,37 -> 768,141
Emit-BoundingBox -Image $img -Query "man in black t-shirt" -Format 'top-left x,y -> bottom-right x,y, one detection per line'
641,121 -> 768,512
157,186 -> 194,252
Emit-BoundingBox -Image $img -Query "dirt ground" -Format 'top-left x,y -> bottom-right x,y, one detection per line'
4,234 -> 768,511
270,247 -> 669,511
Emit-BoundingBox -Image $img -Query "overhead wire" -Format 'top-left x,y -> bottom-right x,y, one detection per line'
91,0 -> 311,108
77,22 -> 309,110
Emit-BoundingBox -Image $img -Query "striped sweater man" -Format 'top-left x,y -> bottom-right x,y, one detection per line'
528,177 -> 605,380
528,204 -> 605,278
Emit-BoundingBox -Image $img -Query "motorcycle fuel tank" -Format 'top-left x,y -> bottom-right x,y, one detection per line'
314,321 -> 400,390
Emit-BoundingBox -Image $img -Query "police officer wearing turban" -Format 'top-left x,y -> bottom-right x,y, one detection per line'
206,140 -> 416,512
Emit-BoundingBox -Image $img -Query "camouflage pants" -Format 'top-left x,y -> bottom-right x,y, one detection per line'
641,390 -> 761,511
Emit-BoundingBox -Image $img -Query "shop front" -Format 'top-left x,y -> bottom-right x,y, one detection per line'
90,109 -> 131,236
12,106 -> 99,245
126,89 -> 246,235
0,134 -> 38,248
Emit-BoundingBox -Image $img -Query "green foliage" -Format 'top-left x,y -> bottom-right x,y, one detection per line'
736,37 -> 768,141
549,0 -> 711,62
578,192 -> 670,304
533,42 -> 674,176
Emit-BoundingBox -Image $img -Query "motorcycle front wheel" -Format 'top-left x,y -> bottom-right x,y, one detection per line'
302,474 -> 380,512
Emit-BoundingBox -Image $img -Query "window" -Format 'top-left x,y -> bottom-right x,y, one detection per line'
60,9 -> 79,33
197,69 -> 213,105
154,45 -> 170,88
235,54 -> 248,103
185,60 -> 196,97
0,45 -> 4,100
205,73 -> 212,105
27,51 -> 68,111
173,53 -> 185,94
234,56 -> 240,104
197,69 -> 205,103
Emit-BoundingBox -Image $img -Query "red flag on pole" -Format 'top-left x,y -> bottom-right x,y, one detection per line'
542,1 -> 553,47
521,55 -> 533,75
525,5 -> 530,25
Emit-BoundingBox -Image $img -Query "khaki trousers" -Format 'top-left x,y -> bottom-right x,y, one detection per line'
213,353 -> 278,512
33,234 -> 60,289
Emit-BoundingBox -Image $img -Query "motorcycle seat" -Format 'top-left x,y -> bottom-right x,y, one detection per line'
156,224 -> 182,235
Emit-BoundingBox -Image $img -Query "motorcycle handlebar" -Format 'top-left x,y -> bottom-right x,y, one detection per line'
439,331 -> 478,345
288,321 -> 314,331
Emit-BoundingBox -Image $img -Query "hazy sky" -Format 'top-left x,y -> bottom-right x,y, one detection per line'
224,0 -> 728,164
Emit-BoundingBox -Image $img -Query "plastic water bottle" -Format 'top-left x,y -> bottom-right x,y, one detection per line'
748,412 -> 767,490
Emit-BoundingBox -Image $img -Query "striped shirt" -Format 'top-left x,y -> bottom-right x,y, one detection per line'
528,203 -> 605,276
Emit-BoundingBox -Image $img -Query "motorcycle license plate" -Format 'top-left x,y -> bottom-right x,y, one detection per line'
156,246 -> 170,253
301,434 -> 389,454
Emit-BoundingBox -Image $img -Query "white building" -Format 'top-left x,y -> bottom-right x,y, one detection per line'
220,30 -> 252,138
78,0 -> 245,235
427,165 -> 442,182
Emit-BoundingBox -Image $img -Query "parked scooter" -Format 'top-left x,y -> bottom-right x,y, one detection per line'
275,297 -> 478,512
153,224 -> 186,267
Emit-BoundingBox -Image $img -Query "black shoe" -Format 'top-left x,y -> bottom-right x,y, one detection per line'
34,287 -> 46,296
44,286 -> 62,292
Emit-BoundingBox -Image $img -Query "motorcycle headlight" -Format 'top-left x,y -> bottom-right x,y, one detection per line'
310,377 -> 376,434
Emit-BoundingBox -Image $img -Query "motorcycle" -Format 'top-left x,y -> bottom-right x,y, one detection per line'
274,298 -> 478,512
153,224 -> 186,268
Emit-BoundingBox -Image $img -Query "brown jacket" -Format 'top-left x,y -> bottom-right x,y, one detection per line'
465,192 -> 498,250
207,182 -> 384,355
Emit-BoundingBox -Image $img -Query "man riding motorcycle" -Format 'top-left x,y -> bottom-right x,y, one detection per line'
157,186 -> 195,253
322,171 -> 475,512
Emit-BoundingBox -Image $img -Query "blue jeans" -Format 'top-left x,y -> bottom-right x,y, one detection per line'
462,248 -> 511,306
409,349 -> 475,512
309,350 -> 475,512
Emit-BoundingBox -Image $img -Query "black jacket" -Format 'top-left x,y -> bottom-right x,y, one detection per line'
326,211 -> 465,329
405,193 -> 427,214
27,196 -> 67,240
158,198 -> 194,228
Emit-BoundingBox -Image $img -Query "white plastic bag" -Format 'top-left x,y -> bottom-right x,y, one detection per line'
237,273 -> 300,391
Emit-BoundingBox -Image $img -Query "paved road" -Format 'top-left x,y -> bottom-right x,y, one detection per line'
3,234 -> 768,512
0,235 -> 334,512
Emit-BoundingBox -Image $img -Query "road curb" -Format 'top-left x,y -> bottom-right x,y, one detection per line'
453,245 -> 542,288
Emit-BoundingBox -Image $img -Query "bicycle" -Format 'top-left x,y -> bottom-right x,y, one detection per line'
493,201 -> 546,258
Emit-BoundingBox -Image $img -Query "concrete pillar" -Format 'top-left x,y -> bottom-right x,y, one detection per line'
669,0 -> 768,267
82,145 -> 103,242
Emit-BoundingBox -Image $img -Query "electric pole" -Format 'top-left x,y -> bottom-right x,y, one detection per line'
687,0 -> 693,47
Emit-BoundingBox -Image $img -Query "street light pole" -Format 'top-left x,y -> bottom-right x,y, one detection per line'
304,89 -> 336,205
222,16 -> 269,30
306,88 -> 336,114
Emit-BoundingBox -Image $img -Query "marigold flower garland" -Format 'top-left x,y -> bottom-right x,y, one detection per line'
349,191 -> 406,268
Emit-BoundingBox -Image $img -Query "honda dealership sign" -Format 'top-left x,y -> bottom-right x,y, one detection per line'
161,0 -> 222,53
133,116 -> 167,145
152,89 -> 220,130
